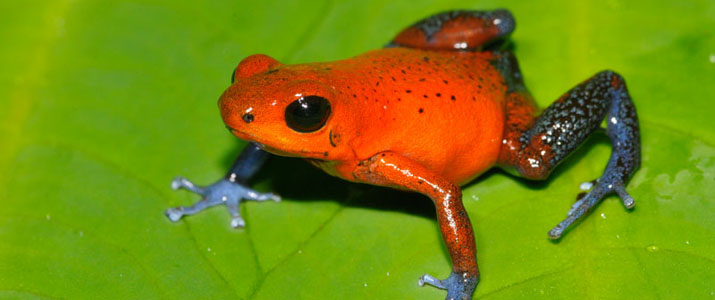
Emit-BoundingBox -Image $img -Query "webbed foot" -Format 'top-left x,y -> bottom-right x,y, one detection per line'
166,176 -> 280,228
419,271 -> 478,300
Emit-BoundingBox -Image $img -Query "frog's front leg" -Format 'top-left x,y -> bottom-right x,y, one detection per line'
498,70 -> 640,238
166,142 -> 280,228
353,153 -> 478,300
388,9 -> 514,51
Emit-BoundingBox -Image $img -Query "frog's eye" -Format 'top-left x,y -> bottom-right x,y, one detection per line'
285,95 -> 331,133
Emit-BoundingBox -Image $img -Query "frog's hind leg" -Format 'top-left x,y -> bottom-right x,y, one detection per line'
387,9 -> 515,51
498,71 -> 641,239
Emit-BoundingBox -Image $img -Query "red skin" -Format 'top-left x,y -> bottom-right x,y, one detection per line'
392,14 -> 503,51
220,47 -> 530,278
223,48 -> 510,184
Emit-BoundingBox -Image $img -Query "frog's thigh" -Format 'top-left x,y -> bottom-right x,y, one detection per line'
352,152 -> 478,275
388,9 -> 515,51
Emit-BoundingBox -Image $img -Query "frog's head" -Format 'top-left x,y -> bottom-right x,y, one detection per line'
219,54 -> 350,160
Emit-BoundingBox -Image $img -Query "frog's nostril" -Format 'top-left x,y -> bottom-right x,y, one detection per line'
242,112 -> 255,123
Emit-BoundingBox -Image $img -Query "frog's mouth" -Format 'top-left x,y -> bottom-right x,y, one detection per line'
225,125 -> 325,158
226,125 -> 255,140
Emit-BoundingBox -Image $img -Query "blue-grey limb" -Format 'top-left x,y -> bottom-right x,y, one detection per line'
505,70 -> 640,239
419,271 -> 479,300
165,142 -> 279,228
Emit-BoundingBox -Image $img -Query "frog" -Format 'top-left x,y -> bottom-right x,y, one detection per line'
165,9 -> 640,300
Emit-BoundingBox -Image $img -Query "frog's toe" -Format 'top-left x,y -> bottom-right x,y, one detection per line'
171,176 -> 204,194
167,176 -> 279,228
419,271 -> 478,300
614,184 -> 635,209
549,186 -> 603,239
575,179 -> 634,209
549,177 -> 636,239
244,190 -> 281,202
418,274 -> 445,289
230,215 -> 246,229
165,207 -> 183,222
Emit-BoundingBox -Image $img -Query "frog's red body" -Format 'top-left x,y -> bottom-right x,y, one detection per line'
224,48 -> 514,185
169,9 -> 640,300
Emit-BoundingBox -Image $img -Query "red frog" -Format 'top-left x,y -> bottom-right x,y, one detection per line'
166,9 -> 640,300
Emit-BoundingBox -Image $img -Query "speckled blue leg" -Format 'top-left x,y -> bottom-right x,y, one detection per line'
547,74 -> 640,237
419,271 -> 478,300
166,142 -> 279,228
500,70 -> 640,239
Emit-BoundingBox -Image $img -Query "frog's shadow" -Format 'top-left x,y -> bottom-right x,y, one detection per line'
219,131 -> 610,222
220,144 -> 437,219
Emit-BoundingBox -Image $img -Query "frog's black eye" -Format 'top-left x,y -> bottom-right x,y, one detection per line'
285,95 -> 331,133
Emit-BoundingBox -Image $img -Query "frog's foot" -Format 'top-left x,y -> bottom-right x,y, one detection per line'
548,174 -> 635,239
419,271 -> 478,300
166,176 -> 280,228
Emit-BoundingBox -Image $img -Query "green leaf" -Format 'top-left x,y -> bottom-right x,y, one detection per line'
1,0 -> 713,299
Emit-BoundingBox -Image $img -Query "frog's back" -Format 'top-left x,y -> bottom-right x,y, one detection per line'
326,47 -> 507,184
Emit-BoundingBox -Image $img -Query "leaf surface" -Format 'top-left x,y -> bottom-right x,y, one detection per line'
0,0 -> 713,299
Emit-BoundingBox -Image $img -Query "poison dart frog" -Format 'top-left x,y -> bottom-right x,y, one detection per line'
165,9 -> 640,300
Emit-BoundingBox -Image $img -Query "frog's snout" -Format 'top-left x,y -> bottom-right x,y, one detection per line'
219,92 -> 249,134
225,125 -> 238,133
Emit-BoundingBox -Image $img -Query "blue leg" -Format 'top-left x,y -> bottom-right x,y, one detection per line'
499,70 -> 641,239
419,272 -> 479,300
166,142 -> 279,228
547,74 -> 640,238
